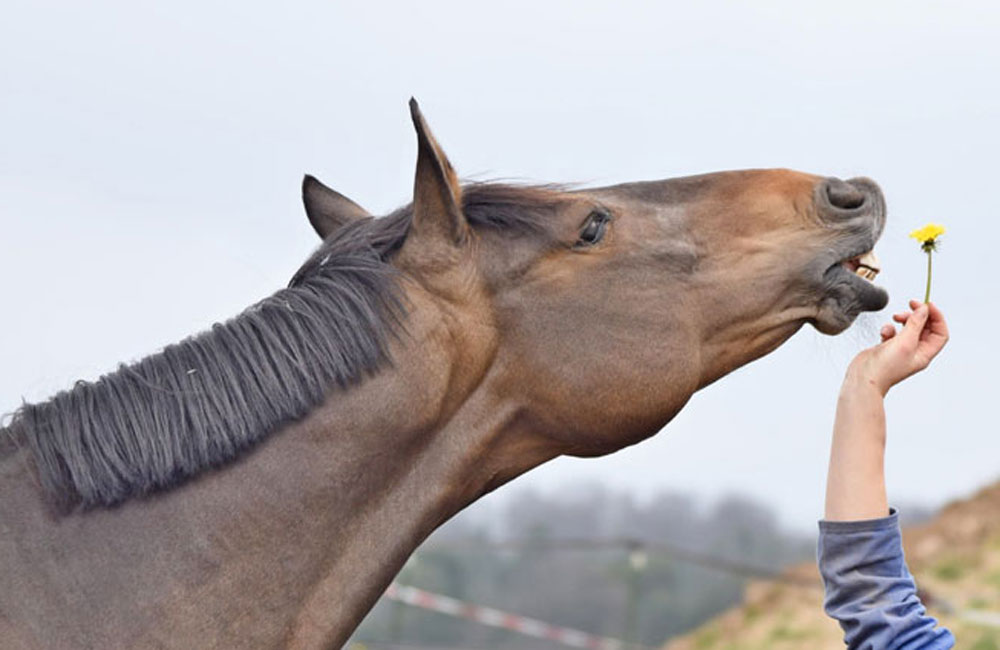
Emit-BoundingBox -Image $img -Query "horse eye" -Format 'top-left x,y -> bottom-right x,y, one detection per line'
576,211 -> 610,247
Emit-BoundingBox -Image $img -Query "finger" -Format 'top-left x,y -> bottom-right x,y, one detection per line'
909,299 -> 923,311
925,302 -> 950,341
880,324 -> 897,342
892,312 -> 911,324
914,303 -> 950,364
900,303 -> 930,346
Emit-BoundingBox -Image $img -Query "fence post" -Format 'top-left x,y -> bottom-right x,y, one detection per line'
624,543 -> 648,647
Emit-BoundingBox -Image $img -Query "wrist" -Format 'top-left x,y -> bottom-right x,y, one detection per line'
835,370 -> 888,446
843,358 -> 890,398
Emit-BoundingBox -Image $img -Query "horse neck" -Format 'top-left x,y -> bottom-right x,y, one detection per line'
291,376 -> 555,648
286,296 -> 561,647
0,300 -> 554,649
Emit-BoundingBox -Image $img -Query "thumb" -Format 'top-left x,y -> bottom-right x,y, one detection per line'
900,303 -> 929,344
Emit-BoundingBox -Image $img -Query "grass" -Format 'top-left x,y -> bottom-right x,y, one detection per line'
970,632 -> 1000,650
985,569 -> 1000,591
693,624 -> 721,649
968,596 -> 991,609
933,556 -> 970,582
767,623 -> 815,643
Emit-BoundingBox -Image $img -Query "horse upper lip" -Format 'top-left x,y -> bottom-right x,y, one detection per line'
857,251 -> 880,270
816,178 -> 887,242
849,250 -> 881,273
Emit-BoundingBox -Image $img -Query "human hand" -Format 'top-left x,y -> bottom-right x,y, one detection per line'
846,300 -> 950,396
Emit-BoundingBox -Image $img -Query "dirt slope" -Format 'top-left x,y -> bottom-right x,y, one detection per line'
664,480 -> 1000,650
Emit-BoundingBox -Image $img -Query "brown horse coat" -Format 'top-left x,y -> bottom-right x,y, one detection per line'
0,100 -> 888,648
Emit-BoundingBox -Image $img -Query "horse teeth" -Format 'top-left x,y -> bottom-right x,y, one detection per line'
857,251 -> 881,273
848,251 -> 881,282
854,266 -> 879,281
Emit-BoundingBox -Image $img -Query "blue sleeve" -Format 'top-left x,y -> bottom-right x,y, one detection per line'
817,509 -> 954,649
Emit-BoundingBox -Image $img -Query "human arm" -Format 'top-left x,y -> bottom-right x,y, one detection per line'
824,300 -> 949,521
819,300 -> 953,649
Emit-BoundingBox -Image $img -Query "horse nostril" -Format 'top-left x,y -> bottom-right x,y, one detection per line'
825,179 -> 867,210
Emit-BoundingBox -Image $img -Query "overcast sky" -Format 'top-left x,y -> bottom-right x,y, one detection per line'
2,1 -> 998,533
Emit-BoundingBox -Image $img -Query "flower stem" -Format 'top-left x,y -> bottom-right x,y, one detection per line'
924,249 -> 933,303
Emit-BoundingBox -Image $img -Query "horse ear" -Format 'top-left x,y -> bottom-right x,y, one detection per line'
301,175 -> 370,239
406,98 -> 468,248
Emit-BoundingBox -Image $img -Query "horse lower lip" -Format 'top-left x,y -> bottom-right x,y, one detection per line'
845,268 -> 889,310
824,264 -> 888,308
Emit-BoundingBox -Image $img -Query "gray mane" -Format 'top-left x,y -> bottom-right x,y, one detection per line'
2,183 -> 565,510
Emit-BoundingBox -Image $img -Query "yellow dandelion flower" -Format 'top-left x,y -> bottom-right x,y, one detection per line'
909,223 -> 946,303
909,223 -> 946,246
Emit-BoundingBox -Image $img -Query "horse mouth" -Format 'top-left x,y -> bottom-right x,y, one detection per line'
842,250 -> 881,282
805,176 -> 889,333
825,246 -> 888,306
813,245 -> 889,334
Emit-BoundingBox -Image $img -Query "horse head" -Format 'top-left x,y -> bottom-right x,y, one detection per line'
305,100 -> 887,458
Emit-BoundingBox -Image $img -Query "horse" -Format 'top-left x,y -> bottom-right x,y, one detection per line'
0,99 -> 888,649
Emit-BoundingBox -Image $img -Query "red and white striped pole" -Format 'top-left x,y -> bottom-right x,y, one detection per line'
384,582 -> 635,650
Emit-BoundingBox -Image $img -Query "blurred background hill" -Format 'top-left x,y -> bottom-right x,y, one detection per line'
349,481 -> 999,649
664,481 -> 1000,650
